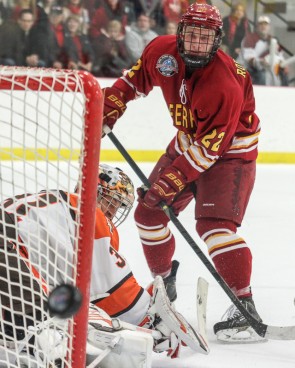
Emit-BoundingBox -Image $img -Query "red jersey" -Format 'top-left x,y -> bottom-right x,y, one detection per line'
114,35 -> 260,182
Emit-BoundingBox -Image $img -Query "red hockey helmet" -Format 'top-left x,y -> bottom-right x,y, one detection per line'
177,3 -> 223,69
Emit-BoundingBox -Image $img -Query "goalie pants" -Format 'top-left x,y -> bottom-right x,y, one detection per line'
134,153 -> 255,297
0,210 -> 43,340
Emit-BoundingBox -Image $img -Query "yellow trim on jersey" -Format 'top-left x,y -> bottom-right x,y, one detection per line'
1,148 -> 295,163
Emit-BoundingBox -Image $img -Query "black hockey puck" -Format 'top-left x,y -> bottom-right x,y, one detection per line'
48,284 -> 82,319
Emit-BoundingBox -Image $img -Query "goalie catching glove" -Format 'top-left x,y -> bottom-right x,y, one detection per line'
140,166 -> 187,208
102,87 -> 127,130
86,277 -> 209,368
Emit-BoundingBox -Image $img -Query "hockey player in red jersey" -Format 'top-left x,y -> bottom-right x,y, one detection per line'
0,163 -> 208,367
102,3 -> 263,343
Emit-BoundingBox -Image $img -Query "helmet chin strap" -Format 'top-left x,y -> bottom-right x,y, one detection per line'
184,54 -> 211,68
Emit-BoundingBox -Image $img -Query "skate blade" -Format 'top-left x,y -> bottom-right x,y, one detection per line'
216,327 -> 268,344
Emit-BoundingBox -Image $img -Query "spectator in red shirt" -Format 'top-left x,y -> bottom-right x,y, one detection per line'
162,0 -> 189,23
48,5 -> 66,68
64,14 -> 94,71
221,2 -> 251,59
92,19 -> 132,77
63,0 -> 90,35
89,0 -> 128,39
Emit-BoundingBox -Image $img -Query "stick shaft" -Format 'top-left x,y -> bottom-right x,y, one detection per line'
104,127 -> 267,335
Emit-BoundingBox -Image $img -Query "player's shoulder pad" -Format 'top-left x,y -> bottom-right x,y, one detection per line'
144,34 -> 177,53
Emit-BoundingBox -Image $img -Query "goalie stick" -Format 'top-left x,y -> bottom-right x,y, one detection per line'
104,125 -> 295,341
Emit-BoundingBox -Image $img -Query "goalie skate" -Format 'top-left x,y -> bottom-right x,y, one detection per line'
214,297 -> 267,343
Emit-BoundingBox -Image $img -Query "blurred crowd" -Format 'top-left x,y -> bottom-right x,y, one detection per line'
0,0 -> 191,77
220,2 -> 289,86
0,0 -> 291,85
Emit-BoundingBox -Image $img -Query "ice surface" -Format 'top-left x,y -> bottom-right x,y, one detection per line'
1,163 -> 294,367
117,163 -> 295,368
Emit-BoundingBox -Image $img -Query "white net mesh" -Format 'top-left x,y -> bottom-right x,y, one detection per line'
0,66 -> 102,367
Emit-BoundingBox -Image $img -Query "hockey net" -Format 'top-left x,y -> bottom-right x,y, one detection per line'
0,66 -> 103,367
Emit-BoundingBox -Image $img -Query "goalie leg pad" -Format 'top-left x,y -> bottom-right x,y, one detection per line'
87,326 -> 153,368
152,276 -> 210,354
87,305 -> 153,368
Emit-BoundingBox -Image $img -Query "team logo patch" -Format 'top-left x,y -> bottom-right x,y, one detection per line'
156,55 -> 178,77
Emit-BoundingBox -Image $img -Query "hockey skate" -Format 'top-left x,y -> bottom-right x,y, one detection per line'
213,297 -> 267,343
163,260 -> 180,302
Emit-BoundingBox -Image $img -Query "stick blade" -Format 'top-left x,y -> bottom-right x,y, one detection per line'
196,277 -> 209,347
265,325 -> 295,340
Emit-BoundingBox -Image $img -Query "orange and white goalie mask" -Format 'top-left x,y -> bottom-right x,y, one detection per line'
96,164 -> 135,226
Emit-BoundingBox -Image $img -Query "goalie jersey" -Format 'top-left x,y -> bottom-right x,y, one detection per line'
0,190 -> 150,325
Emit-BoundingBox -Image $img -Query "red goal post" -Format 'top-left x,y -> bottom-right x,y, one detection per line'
0,66 -> 103,367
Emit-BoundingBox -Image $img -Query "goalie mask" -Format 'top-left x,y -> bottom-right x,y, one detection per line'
177,3 -> 223,69
97,164 -> 135,226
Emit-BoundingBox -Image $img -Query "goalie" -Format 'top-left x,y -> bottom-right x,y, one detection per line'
0,163 -> 208,367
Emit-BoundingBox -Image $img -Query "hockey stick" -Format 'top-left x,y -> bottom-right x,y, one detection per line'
104,125 -> 295,340
196,277 -> 209,346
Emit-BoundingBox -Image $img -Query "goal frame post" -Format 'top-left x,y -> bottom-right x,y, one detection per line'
0,67 -> 103,367
70,71 -> 102,368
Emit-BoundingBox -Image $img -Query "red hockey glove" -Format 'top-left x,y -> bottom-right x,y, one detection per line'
103,87 -> 127,130
137,185 -> 148,201
143,167 -> 186,208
